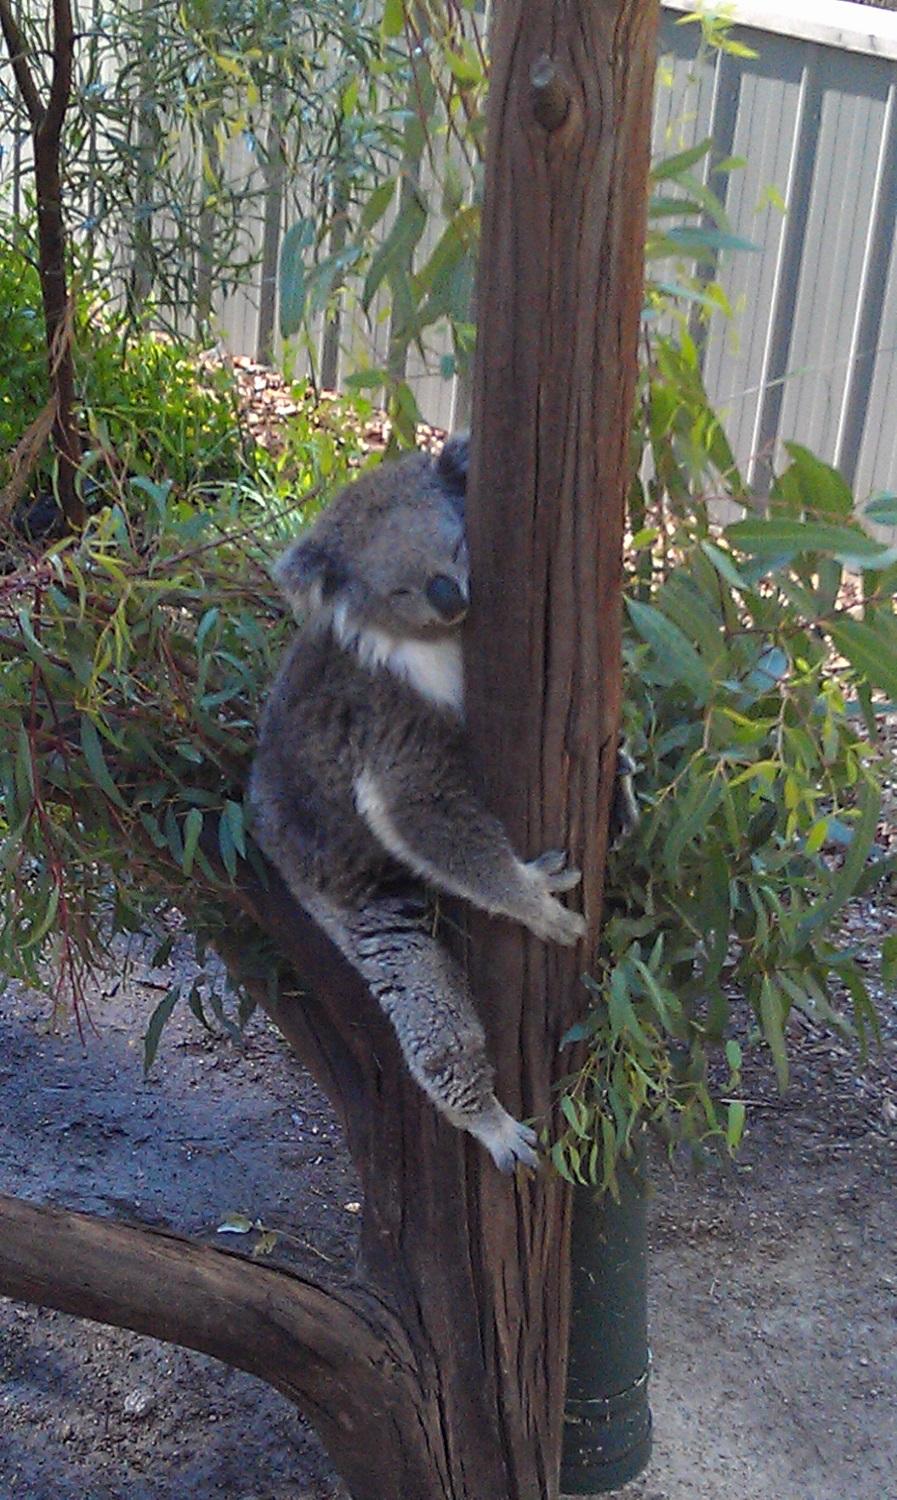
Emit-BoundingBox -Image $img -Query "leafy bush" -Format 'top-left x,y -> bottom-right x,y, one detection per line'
78,336 -> 247,491
0,403 -> 374,1029
0,243 -> 246,496
553,371 -> 897,1190
0,251 -> 49,458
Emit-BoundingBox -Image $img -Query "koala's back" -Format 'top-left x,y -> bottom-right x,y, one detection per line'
251,625 -> 468,905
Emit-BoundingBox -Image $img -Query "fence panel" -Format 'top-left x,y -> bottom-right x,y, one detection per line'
4,0 -> 897,501
656,0 -> 897,501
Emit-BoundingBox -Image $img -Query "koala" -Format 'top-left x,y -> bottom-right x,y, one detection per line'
249,434 -> 586,1173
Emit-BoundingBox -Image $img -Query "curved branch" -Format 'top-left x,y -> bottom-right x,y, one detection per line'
222,859 -> 381,1156
0,1194 -> 408,1414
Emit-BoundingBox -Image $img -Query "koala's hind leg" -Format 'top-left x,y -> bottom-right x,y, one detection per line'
305,891 -> 538,1173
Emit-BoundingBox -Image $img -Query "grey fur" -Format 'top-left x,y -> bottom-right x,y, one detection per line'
249,439 -> 585,1172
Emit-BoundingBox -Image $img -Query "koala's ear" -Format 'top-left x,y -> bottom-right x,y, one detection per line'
273,536 -> 347,610
437,432 -> 469,496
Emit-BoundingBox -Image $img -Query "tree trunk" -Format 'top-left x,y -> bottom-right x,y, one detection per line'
0,2 -> 658,1495
0,0 -> 84,530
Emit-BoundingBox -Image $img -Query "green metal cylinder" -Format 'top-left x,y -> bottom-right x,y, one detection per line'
561,1152 -> 652,1495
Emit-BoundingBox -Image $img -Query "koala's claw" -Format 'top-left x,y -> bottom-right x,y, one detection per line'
528,850 -> 582,894
469,1103 -> 539,1174
530,899 -> 587,947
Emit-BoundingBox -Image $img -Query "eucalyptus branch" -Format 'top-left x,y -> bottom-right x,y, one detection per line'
43,0 -> 75,142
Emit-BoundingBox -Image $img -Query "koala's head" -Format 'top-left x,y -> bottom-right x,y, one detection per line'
275,433 -> 469,642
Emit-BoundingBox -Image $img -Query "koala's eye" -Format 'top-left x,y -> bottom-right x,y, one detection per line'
390,587 -> 413,599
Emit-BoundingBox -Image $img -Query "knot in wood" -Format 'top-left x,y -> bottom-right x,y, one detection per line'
530,54 -> 572,132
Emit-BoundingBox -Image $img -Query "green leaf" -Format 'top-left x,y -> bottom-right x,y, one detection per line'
561,1094 -> 589,1138
626,598 -> 714,700
759,978 -> 789,1090
23,884 -> 60,951
726,516 -> 893,567
224,799 -> 246,857
182,807 -> 203,875
830,618 -> 897,701
80,716 -> 126,808
607,965 -> 652,1055
341,76 -> 359,119
16,609 -> 49,667
444,45 -> 482,84
196,607 -> 219,651
780,443 -> 853,517
362,189 -> 427,313
144,986 -> 180,1073
663,775 -> 724,878
551,1140 -> 576,1183
279,217 -> 315,339
360,176 -> 397,232
797,778 -> 881,946
661,226 -> 759,256
14,725 -> 34,803
381,0 -> 404,37
651,137 -> 713,180
726,1100 -> 746,1150
699,540 -> 747,591
863,491 -> 897,526
218,810 -> 237,879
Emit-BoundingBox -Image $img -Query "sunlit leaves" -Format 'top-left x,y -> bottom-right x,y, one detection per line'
0,377 -> 367,1036
558,396 -> 893,1186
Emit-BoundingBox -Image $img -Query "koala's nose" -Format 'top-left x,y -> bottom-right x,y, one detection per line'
426,573 -> 468,623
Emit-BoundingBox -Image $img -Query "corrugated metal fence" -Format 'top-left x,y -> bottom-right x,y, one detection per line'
4,0 -> 897,496
654,0 -> 897,501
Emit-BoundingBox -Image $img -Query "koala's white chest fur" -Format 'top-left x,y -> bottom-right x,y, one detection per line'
332,603 -> 464,714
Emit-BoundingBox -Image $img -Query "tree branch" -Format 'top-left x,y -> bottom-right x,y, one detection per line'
0,1194 -> 408,1415
44,0 -> 74,143
0,0 -> 45,127
222,856 -> 397,1171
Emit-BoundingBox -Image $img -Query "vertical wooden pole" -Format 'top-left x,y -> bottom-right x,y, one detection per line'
466,2 -> 659,1490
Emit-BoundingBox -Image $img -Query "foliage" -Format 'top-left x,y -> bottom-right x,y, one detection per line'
553,405 -> 897,1192
0,383 -> 369,1028
0,252 -> 48,458
0,241 -> 244,495
0,0 -> 385,335
276,0 -> 487,443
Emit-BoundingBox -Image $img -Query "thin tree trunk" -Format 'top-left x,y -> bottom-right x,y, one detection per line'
130,0 -> 159,314
0,3 -> 658,1495
319,174 -> 349,390
256,87 -> 286,366
0,0 -> 84,529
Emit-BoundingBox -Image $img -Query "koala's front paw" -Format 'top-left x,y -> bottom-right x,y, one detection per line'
468,1102 -> 539,1174
527,849 -> 582,893
521,852 -> 586,946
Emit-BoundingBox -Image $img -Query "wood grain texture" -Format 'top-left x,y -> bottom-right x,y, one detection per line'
465,0 -> 660,1490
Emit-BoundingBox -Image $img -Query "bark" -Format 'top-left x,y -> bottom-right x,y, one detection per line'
0,3 -> 658,1496
0,0 -> 84,529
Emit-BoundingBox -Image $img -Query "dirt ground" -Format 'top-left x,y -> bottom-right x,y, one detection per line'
1,898 -> 895,1500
